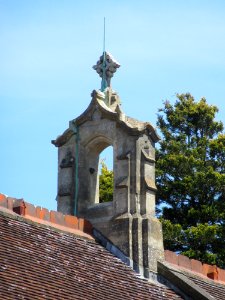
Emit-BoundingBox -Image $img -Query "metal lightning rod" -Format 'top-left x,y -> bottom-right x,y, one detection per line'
101,17 -> 107,91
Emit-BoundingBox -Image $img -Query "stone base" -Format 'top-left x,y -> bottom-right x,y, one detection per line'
89,213 -> 164,275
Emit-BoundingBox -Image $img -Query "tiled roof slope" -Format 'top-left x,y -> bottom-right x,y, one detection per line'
159,261 -> 225,300
184,269 -> 225,300
165,250 -> 225,283
0,210 -> 183,300
159,250 -> 225,300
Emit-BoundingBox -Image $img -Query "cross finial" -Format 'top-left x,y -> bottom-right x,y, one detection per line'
93,18 -> 120,92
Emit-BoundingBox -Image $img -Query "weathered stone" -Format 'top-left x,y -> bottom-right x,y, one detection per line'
132,216 -> 143,274
53,88 -> 163,275
142,217 -> 164,274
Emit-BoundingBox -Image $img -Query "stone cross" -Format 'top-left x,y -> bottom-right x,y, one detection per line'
93,52 -> 120,91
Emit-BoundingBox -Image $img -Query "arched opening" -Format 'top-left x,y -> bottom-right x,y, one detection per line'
86,136 -> 114,205
98,146 -> 113,203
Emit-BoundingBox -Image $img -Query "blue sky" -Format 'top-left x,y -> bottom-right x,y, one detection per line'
1,0 -> 225,211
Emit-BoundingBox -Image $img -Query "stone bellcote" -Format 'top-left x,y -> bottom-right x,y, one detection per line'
52,54 -> 164,276
52,89 -> 164,276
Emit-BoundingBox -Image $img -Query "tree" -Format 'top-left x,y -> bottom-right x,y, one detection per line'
156,93 -> 225,267
99,162 -> 113,203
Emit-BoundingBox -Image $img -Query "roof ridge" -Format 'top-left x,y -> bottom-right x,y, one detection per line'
165,250 -> 225,284
0,193 -> 93,240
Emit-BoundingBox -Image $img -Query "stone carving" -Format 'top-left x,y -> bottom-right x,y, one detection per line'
93,52 -> 120,90
60,151 -> 74,168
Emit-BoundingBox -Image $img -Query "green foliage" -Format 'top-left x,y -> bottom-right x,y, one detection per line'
156,93 -> 225,268
99,162 -> 113,203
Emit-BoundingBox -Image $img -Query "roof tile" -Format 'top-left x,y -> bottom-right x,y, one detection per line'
0,211 -> 183,300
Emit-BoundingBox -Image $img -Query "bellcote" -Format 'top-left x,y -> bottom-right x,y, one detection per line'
52,53 -> 163,277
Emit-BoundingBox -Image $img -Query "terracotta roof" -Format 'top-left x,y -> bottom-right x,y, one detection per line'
0,209 -> 182,300
2,194 -> 225,299
0,193 -> 93,239
160,250 -> 225,300
183,269 -> 225,300
164,250 -> 225,284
